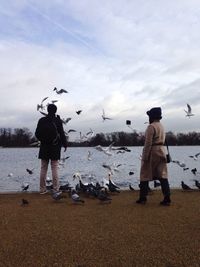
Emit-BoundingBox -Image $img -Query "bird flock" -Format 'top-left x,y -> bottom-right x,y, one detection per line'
9,91 -> 200,205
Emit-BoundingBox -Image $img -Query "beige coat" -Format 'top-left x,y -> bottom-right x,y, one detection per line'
140,121 -> 168,181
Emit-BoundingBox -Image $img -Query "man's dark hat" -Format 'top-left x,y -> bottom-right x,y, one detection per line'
146,107 -> 162,119
47,104 -> 57,114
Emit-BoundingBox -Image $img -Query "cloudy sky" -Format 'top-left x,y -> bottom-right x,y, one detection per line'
1,0 -> 200,140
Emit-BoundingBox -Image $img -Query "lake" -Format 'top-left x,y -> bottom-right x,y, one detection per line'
0,146 -> 200,192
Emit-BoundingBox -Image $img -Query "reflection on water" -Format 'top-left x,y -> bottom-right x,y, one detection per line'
0,146 -> 200,192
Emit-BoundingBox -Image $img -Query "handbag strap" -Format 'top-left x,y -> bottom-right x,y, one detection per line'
165,138 -> 170,154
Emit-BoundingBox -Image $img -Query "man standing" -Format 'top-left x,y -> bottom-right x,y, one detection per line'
136,107 -> 171,206
35,104 -> 67,194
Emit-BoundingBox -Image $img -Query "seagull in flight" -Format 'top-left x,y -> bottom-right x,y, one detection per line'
37,96 -> 48,111
53,87 -> 68,94
87,150 -> 92,161
22,183 -> 29,192
95,142 -> 114,156
189,153 -> 200,161
184,103 -> 194,118
61,117 -> 71,124
26,168 -> 34,175
172,160 -> 186,168
76,110 -> 82,115
102,109 -> 112,121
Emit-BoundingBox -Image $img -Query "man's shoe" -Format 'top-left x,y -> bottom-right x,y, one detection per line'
136,198 -> 147,204
160,197 -> 171,206
40,190 -> 48,195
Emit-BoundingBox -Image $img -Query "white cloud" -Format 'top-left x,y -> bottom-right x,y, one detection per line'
1,0 -> 200,135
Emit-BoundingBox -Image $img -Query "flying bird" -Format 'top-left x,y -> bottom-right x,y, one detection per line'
29,141 -> 40,147
95,142 -> 114,156
22,183 -> 29,192
102,109 -> 112,121
191,168 -> 197,175
172,160 -> 186,168
60,156 -> 70,163
76,110 -> 82,115
53,87 -> 68,94
39,111 -> 47,116
61,117 -> 72,124
37,96 -> 48,111
26,168 -> 34,175
66,129 -> 76,134
87,150 -> 92,161
184,103 -> 194,118
189,153 -> 200,161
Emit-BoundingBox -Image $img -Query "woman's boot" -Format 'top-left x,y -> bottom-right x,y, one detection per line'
160,178 -> 171,206
136,181 -> 149,204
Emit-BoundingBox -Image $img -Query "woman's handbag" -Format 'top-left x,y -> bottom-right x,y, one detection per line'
165,140 -> 171,163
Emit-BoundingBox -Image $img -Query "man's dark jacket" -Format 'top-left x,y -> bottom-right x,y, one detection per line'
35,114 -> 67,160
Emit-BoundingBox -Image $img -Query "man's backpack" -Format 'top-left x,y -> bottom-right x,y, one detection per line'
37,117 -> 60,145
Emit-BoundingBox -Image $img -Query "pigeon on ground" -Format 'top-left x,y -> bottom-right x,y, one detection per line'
194,180 -> 200,189
181,181 -> 192,190
154,180 -> 161,188
98,189 -> 112,203
71,190 -> 85,204
59,183 -> 72,192
21,199 -> 29,206
129,184 -> 135,191
51,191 -> 66,200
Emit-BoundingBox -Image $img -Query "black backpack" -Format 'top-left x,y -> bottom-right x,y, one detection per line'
37,117 -> 60,145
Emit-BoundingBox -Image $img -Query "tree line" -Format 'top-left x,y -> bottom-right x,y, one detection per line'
0,127 -> 200,147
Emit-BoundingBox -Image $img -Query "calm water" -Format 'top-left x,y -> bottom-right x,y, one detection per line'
0,146 -> 200,192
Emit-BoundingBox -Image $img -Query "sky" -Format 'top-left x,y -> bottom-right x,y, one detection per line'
0,0 -> 200,141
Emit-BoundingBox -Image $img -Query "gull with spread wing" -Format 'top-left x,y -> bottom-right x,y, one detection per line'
37,96 -> 48,111
102,109 -> 112,121
53,87 -> 68,94
184,103 -> 194,118
95,142 -> 114,156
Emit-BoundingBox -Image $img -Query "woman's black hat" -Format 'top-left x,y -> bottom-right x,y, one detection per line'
146,107 -> 162,119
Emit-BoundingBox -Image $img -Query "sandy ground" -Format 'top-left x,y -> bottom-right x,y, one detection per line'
0,190 -> 200,267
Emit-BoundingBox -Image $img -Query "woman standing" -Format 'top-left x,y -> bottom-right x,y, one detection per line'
136,107 -> 171,206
